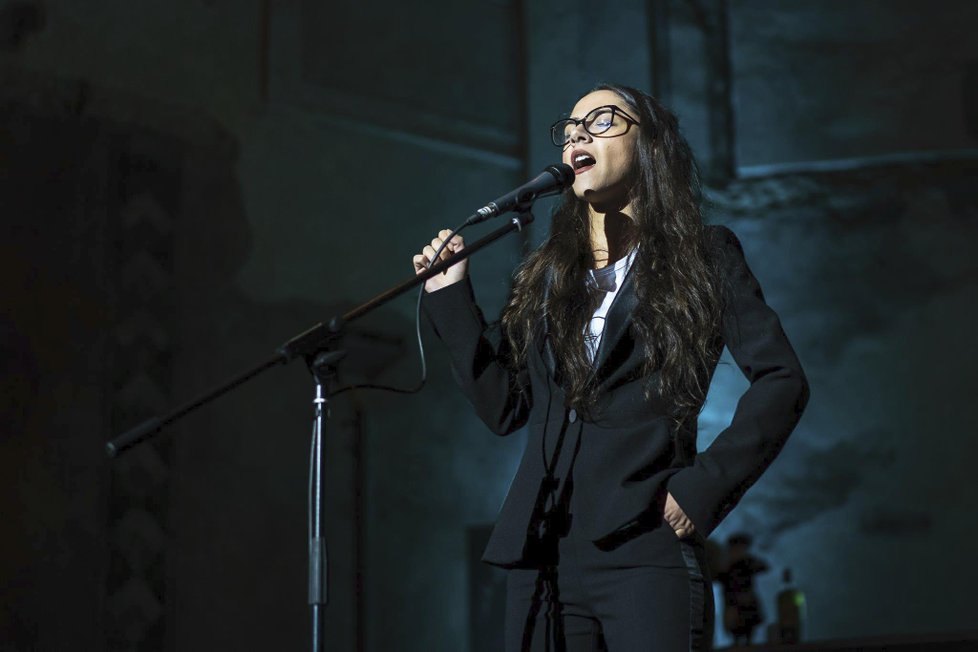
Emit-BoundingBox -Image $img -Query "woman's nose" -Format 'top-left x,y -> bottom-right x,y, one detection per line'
567,122 -> 591,144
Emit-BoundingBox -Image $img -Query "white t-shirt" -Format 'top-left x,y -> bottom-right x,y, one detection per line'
584,248 -> 638,363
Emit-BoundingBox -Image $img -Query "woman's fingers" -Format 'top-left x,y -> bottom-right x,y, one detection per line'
422,244 -> 442,263
664,491 -> 695,538
412,254 -> 429,273
438,229 -> 465,250
429,237 -> 454,259
413,230 -> 468,291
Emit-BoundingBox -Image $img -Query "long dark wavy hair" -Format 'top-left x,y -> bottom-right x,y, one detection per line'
500,83 -> 725,429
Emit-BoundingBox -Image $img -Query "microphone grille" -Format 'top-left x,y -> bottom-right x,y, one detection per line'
548,163 -> 576,187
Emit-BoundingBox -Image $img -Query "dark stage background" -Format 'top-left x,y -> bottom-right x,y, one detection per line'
1,1 -> 976,650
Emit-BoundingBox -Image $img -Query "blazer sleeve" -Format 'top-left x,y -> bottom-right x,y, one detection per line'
665,225 -> 811,538
421,276 -> 532,436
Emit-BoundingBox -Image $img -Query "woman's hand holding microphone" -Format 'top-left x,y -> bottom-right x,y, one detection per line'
413,229 -> 467,292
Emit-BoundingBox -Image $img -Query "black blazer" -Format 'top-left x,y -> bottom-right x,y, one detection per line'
423,224 -> 810,568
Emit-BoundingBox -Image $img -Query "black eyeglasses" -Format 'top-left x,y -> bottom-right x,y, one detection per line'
550,105 -> 641,147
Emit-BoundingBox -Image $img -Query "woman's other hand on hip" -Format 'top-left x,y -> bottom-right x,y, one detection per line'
664,491 -> 696,539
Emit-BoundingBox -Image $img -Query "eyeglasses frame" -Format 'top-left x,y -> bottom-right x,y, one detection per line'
549,104 -> 642,148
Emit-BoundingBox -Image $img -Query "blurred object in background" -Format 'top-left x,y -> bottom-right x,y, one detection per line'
0,1 -> 45,52
718,532 -> 770,646
771,567 -> 807,645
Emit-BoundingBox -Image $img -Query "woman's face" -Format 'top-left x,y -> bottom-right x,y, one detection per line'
560,90 -> 640,209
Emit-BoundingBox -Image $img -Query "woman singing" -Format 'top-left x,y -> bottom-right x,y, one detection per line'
412,84 -> 810,651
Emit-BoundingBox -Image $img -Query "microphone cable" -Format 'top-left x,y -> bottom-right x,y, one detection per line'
324,164 -> 571,399
326,220 -> 468,399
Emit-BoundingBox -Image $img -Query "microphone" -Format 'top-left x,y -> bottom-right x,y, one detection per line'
464,163 -> 575,226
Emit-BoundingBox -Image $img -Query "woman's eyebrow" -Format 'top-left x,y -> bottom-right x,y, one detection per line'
566,105 -> 618,120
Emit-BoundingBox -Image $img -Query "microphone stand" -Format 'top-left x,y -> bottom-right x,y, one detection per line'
105,206 -> 537,652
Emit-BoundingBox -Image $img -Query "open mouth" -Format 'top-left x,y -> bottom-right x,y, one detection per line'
571,149 -> 596,174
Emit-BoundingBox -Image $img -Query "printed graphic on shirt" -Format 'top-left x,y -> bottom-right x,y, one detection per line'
585,315 -> 606,360
584,248 -> 637,363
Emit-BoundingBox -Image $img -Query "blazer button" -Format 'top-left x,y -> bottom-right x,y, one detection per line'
568,408 -> 577,424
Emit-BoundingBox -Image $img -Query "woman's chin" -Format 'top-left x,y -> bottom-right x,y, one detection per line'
581,189 -> 624,211
579,186 -> 605,202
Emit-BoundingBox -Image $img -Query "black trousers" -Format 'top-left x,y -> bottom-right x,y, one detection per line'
504,523 -> 715,651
